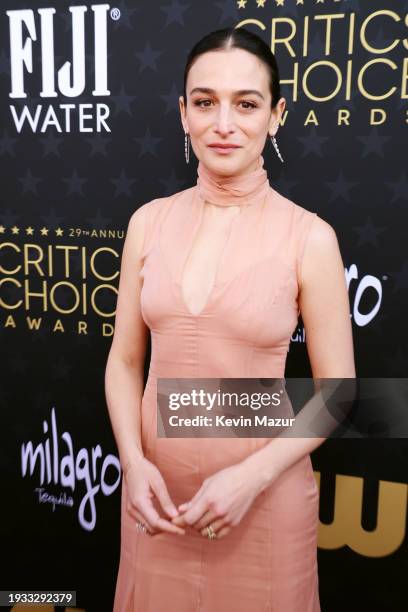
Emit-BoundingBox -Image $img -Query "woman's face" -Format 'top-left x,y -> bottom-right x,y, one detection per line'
179,47 -> 285,177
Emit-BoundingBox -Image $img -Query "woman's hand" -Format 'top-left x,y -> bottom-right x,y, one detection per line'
171,460 -> 267,539
124,456 -> 186,536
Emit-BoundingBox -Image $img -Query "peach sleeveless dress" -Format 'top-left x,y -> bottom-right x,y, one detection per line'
113,155 -> 321,612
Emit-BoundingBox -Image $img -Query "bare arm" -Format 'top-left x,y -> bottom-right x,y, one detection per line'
243,215 -> 356,486
104,205 -> 149,471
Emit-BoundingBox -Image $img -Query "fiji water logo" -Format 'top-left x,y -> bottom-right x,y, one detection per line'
21,406 -> 121,531
6,4 -> 120,133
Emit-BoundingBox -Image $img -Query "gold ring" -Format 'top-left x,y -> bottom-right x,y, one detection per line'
206,524 -> 216,540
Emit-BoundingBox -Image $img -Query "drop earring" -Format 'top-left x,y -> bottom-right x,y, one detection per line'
184,132 -> 190,164
270,133 -> 284,163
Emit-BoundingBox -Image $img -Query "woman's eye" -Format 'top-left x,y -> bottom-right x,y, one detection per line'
239,101 -> 257,109
193,100 -> 257,109
194,99 -> 212,107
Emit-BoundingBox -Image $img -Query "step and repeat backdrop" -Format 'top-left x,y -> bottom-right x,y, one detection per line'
0,1 -> 407,611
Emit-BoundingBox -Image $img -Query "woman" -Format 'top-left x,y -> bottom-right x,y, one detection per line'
106,27 -> 355,612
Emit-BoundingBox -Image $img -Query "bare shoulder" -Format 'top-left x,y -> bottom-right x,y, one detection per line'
300,213 -> 344,290
309,213 -> 338,244
127,197 -> 160,231
306,214 -> 339,262
125,196 -> 167,255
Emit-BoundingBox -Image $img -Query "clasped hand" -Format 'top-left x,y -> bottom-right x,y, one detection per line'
171,461 -> 265,540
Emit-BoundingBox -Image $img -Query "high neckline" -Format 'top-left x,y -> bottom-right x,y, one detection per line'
196,154 -> 270,207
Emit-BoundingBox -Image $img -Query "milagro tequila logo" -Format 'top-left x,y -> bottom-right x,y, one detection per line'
346,263 -> 383,327
21,406 -> 121,531
292,263 -> 384,342
7,3 -> 119,133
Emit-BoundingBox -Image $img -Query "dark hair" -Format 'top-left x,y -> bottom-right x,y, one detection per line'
183,27 -> 281,109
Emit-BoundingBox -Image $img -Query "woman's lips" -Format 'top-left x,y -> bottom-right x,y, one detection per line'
208,145 -> 241,154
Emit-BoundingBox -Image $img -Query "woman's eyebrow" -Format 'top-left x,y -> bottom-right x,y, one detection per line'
189,87 -> 265,100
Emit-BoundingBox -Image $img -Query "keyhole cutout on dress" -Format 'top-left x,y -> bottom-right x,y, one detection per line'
181,204 -> 241,317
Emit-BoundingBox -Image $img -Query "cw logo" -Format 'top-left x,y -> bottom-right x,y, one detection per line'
315,471 -> 407,557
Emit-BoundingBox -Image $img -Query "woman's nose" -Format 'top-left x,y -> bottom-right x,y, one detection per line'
214,105 -> 234,134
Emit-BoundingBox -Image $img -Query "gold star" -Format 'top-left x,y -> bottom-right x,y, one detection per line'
11,225 -> 20,234
316,0 -> 325,4
275,0 -> 285,6
40,227 -> 49,236
55,227 -> 64,236
237,0 -> 247,8
256,0 -> 266,7
296,0 -> 304,4
26,226 -> 34,235
0,225 -> 5,234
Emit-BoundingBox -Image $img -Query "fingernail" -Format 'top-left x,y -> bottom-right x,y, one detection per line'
169,507 -> 178,517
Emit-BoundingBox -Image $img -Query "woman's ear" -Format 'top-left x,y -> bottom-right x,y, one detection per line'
179,96 -> 188,133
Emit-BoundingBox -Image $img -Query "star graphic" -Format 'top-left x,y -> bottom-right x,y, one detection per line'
112,0 -> 141,31
55,228 -> 64,236
324,171 -> 358,203
0,129 -> 18,156
40,227 -> 49,236
134,42 -> 163,72
0,225 -> 5,234
25,227 -> 34,235
160,0 -> 191,27
84,134 -> 111,156
160,83 -> 182,114
296,0 -> 304,4
110,84 -> 138,117
272,175 -> 298,199
357,127 -> 391,158
133,126 -> 163,158
214,0 -> 240,24
297,127 -> 330,157
391,262 -> 408,292
18,169 -> 43,195
110,170 -> 137,197
386,173 -> 408,204
237,0 -> 247,8
0,209 -> 19,226
87,209 -> 112,229
159,169 -> 188,196
39,131 -> 64,158
62,169 -> 88,196
353,217 -> 387,248
11,226 -> 20,234
275,0 -> 285,7
256,0 -> 266,7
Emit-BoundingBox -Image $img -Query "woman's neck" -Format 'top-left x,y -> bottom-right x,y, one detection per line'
196,155 -> 270,207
